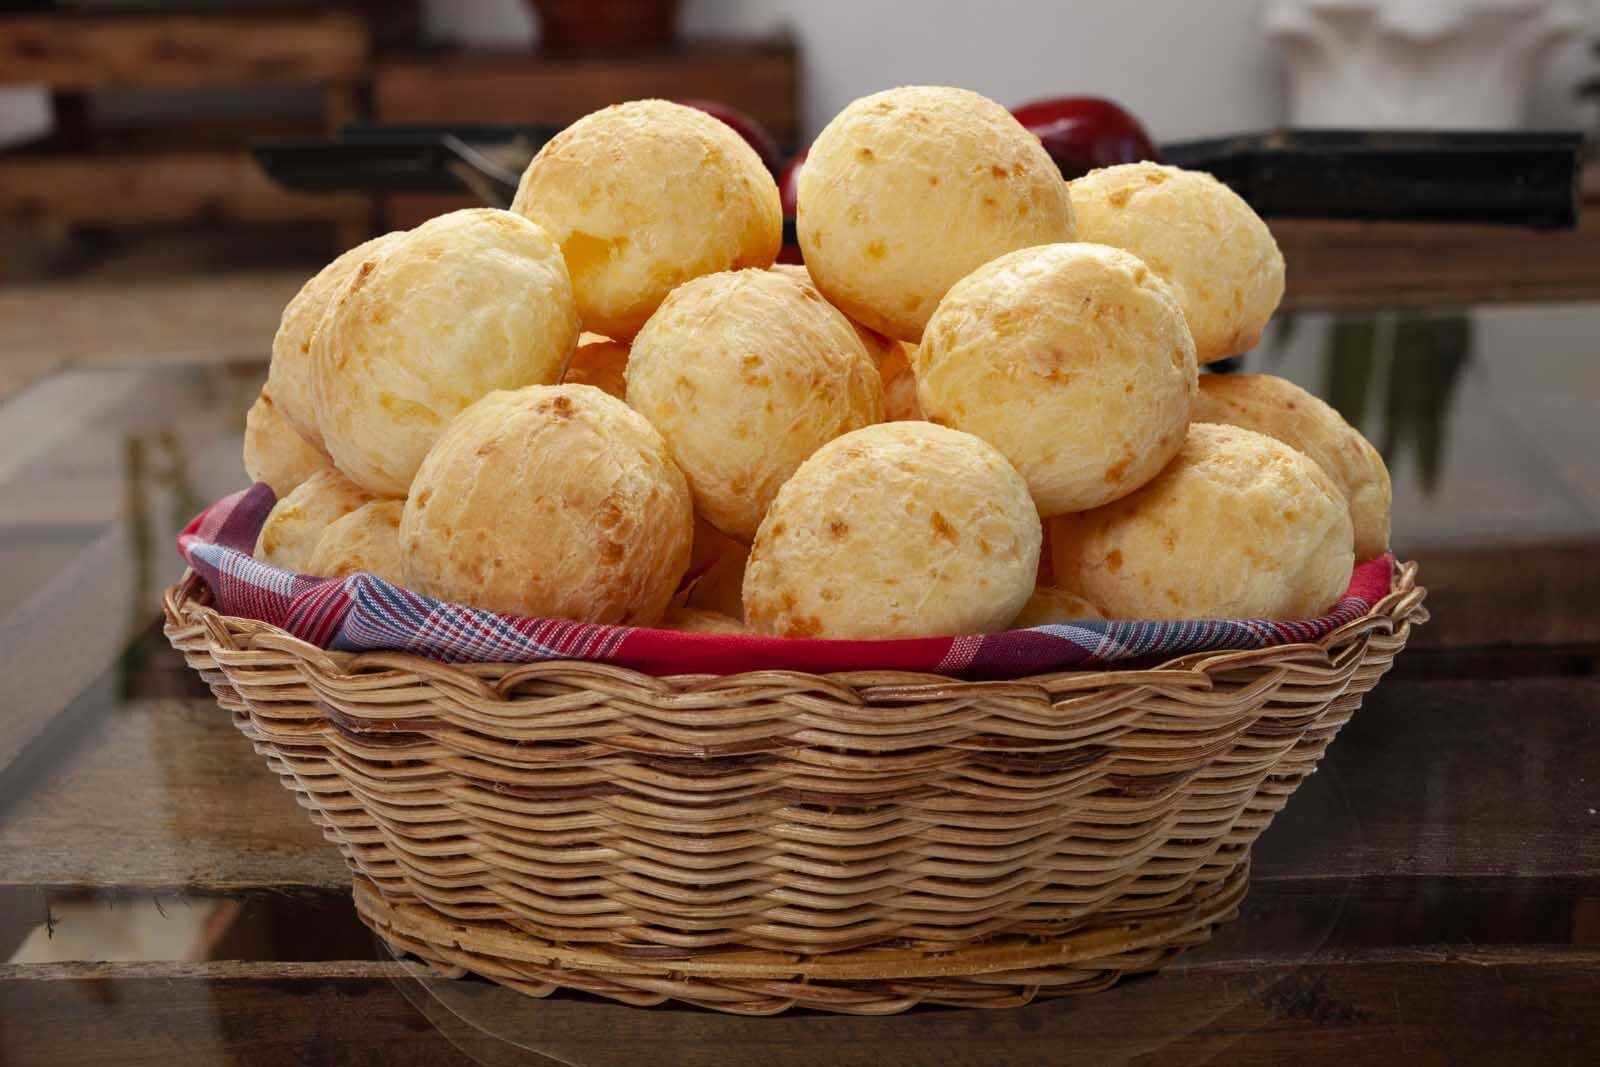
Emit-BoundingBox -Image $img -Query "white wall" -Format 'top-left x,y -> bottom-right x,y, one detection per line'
679,0 -> 1282,142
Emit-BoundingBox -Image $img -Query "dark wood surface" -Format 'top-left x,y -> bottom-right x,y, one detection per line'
1,337 -> 1598,1062
1277,170 -> 1600,310
0,10 -> 369,91
2,949 -> 1597,1067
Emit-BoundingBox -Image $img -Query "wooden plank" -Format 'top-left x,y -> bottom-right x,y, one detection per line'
0,950 -> 1595,1065
1253,677 -> 1600,882
0,11 -> 368,91
0,151 -> 373,226
373,42 -> 799,145
1276,198 -> 1600,311
0,697 -> 346,891
4,672 -> 1595,893
1408,543 -> 1600,651
0,961 -> 486,1067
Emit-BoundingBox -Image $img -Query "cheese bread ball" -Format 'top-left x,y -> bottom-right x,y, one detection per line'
661,606 -> 749,635
877,342 -> 923,422
254,467 -> 376,573
1192,373 -> 1391,559
1050,423 -> 1354,620
914,243 -> 1196,516
307,499 -> 406,584
626,269 -> 884,541
267,231 -> 403,452
562,333 -> 630,400
243,388 -> 328,498
743,422 -> 1040,639
769,263 -> 896,366
400,385 -> 692,624
1069,163 -> 1285,364
797,86 -> 1076,342
1011,587 -> 1104,628
312,209 -> 579,497
512,100 -> 781,340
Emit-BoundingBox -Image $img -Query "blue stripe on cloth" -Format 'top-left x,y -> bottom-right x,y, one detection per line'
177,487 -> 1390,676
328,572 -> 625,664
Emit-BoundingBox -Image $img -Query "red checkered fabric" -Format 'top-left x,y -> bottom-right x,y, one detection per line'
178,484 -> 1395,679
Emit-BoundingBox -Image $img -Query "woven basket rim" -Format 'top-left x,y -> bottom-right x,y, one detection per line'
163,559 -> 1426,690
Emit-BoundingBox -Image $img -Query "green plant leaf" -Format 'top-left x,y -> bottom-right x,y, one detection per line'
1323,315 -> 1379,433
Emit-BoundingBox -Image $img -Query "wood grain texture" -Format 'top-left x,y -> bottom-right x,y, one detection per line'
0,950 -> 1595,1066
1276,181 -> 1600,311
4,670 -> 1594,894
1409,543 -> 1600,651
1255,677 -> 1600,882
0,152 -> 373,227
0,698 -> 346,891
0,11 -> 368,90
373,43 -> 798,143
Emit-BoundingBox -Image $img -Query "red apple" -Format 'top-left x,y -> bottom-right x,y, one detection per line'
677,99 -> 784,175
1011,97 -> 1158,181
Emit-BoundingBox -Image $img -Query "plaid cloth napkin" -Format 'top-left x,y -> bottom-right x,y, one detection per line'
177,483 -> 1395,679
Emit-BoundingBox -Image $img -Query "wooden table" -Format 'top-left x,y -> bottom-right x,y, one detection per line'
1,303 -> 1597,1062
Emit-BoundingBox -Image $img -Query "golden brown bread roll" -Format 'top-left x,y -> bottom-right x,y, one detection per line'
254,467 -> 377,573
1068,163 -> 1285,364
1011,587 -> 1104,628
1050,423 -> 1354,620
267,231 -> 404,453
914,242 -> 1196,517
626,269 -> 884,541
798,86 -> 1076,342
306,499 -> 406,584
1192,373 -> 1391,559
513,99 -> 782,340
399,384 -> 692,624
242,387 -> 328,498
768,263 -> 897,366
743,422 -> 1041,638
311,208 -> 580,498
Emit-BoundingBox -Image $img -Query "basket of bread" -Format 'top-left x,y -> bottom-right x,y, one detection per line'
164,87 -> 1426,1016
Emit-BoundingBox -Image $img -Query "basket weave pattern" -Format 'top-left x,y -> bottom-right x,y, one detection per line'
163,562 -> 1425,1015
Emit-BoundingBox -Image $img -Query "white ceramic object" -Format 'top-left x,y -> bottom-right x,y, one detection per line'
1263,0 -> 1584,128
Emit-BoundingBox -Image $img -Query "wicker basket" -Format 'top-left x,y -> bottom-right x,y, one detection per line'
162,561 -> 1426,1016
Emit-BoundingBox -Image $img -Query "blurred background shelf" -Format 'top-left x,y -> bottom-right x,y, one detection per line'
372,39 -> 796,228
0,6 -> 380,248
0,3 -> 798,259
1279,167 -> 1600,309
